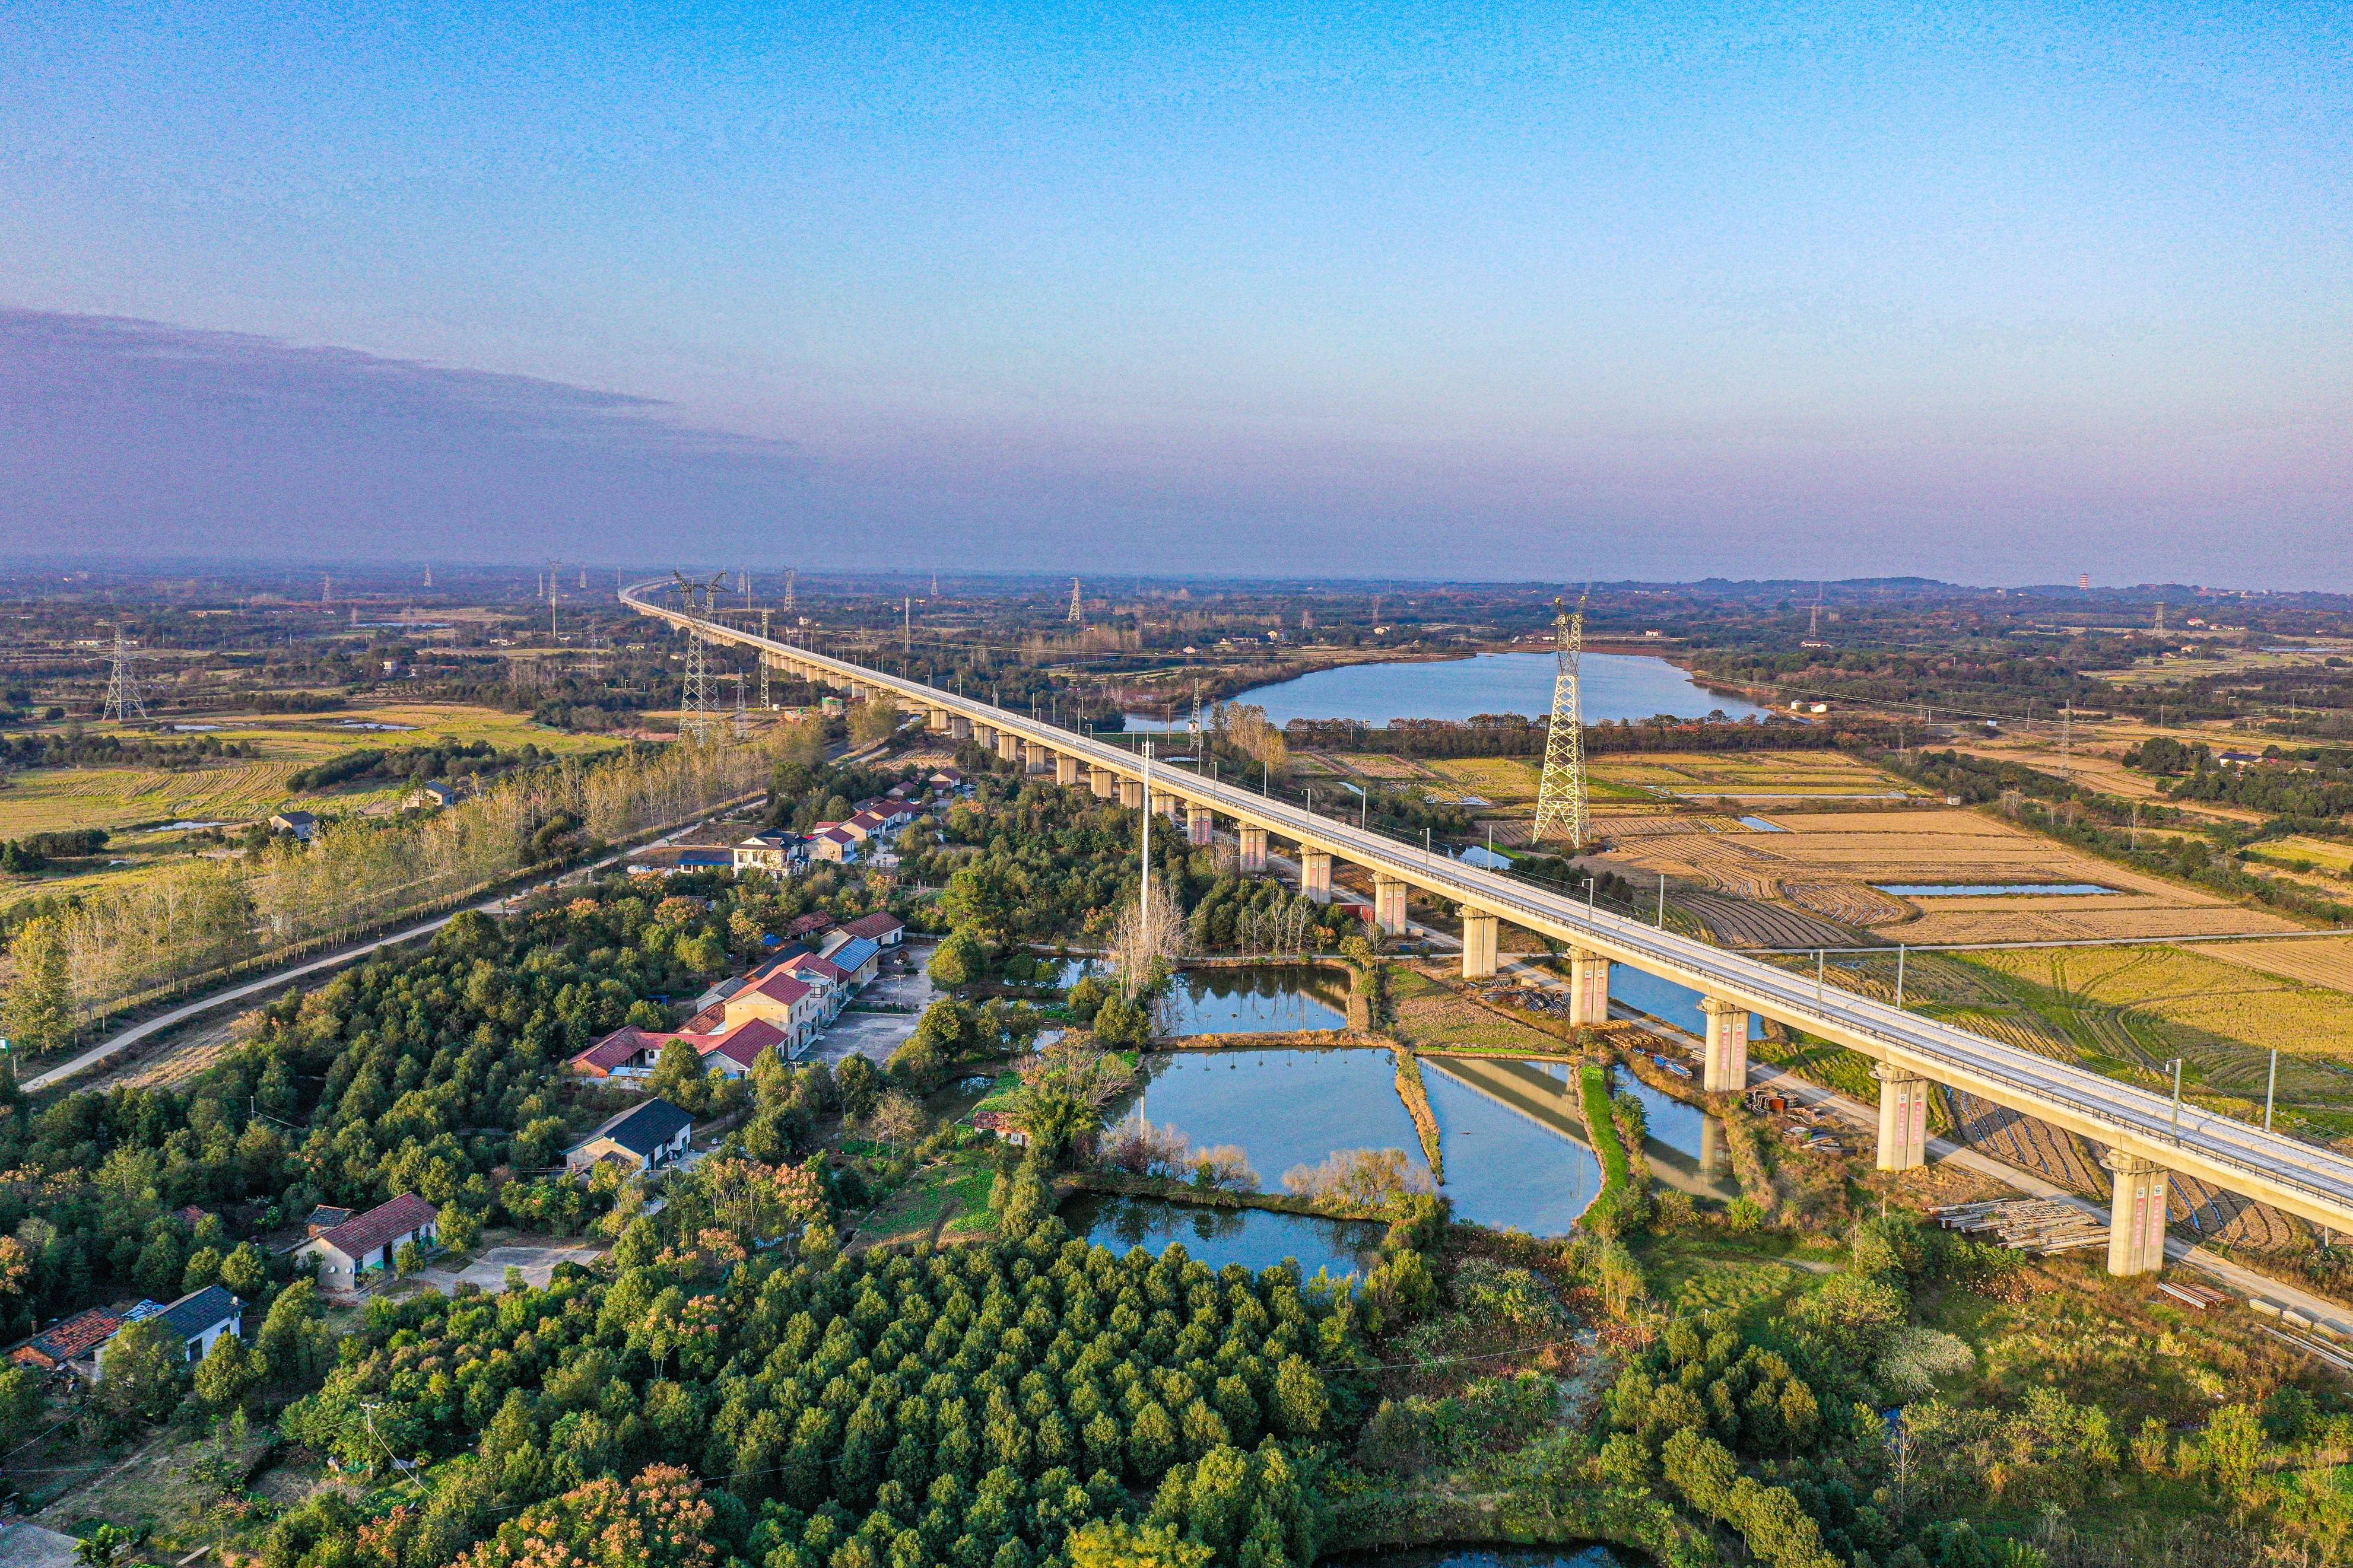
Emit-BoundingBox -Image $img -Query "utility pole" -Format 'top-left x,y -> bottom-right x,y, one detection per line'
904,596 -> 912,653
2265,1048 -> 2278,1131
760,609 -> 773,708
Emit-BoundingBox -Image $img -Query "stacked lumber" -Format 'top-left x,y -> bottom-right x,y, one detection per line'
1930,1198 -> 2109,1254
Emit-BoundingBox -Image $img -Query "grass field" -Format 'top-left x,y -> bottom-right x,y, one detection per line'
1587,749 -> 1917,800
2249,836 -> 2353,875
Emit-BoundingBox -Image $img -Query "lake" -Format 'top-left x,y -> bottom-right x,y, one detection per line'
1125,651 -> 1768,730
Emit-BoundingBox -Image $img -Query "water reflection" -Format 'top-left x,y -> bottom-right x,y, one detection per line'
1116,1048 -> 1424,1191
1058,959 -> 1349,1035
1611,967 -> 1764,1043
1060,1191 -> 1386,1278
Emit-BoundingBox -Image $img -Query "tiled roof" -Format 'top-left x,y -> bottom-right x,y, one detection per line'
15,1306 -> 126,1366
576,1098 -> 694,1157
572,1027 -> 672,1074
839,912 -> 904,942
311,1194 -> 439,1262
699,1018 -> 786,1069
747,971 -> 813,1006
157,1285 -> 240,1339
786,914 -> 834,937
682,1004 -> 729,1033
782,952 -> 847,984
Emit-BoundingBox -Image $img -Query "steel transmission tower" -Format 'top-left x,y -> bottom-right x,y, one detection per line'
1532,594 -> 1590,848
784,570 -> 797,612
671,570 -> 729,743
103,628 -> 148,723
1069,578 -> 1082,624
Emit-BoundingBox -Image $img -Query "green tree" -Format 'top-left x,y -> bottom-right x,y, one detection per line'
941,867 -> 1018,947
0,1364 -> 44,1449
74,1525 -> 136,1566
456,1462 -> 717,1568
181,1246 -> 224,1295
193,1332 -> 263,1413
2,915 -> 74,1055
650,1037 -> 709,1111
256,1281 -> 334,1385
929,930 -> 989,988
1068,1521 -> 1210,1568
95,1318 -> 187,1426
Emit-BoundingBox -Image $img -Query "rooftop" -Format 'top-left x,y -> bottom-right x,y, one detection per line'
310,1193 -> 440,1261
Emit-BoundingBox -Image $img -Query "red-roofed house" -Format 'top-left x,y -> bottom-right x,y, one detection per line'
293,1194 -> 440,1295
786,913 -> 834,940
570,1026 -> 676,1079
719,970 -> 823,1054
775,950 -> 853,1025
839,912 -> 906,949
697,1017 -> 788,1077
808,826 -> 860,863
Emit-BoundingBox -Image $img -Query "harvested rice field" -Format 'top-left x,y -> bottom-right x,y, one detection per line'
1603,806 -> 2295,944
1960,945 -> 2353,1109
1585,749 -> 1919,800
2204,935 -> 2353,992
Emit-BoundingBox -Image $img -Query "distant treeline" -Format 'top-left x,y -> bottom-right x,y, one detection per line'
1279,714 -> 1900,757
0,829 -> 109,874
284,738 -> 560,793
0,731 -> 256,771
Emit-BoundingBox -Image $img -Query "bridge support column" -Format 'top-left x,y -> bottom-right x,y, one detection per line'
974,724 -> 995,750
1874,1064 -> 1930,1171
1460,911 -> 1498,978
1373,876 -> 1409,936
1566,948 -> 1611,1027
928,707 -> 951,731
1161,791 -> 1185,822
1299,850 -> 1332,904
1120,778 -> 1145,809
1239,826 -> 1267,873
1187,803 -> 1213,847
997,731 -> 1021,763
1056,755 -> 1081,786
2103,1151 -> 2170,1276
1700,997 -> 1751,1092
1091,767 -> 1115,800
951,715 -> 971,740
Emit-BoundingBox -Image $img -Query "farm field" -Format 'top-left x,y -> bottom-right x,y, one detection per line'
1599,806 -> 2298,944
1960,944 -> 2353,1108
0,703 -> 623,840
2203,934 -> 2353,992
1585,749 -> 1922,800
2249,836 -> 2353,875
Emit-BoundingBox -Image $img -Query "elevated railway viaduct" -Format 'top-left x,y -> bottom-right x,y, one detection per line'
627,584 -> 2353,1276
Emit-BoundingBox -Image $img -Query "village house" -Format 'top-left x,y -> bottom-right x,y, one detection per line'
697,1017 -> 788,1078
732,830 -> 803,876
719,969 -> 824,1055
565,1099 -> 695,1176
293,1194 -> 441,1293
404,781 -> 458,809
839,912 -> 906,950
569,1026 -> 675,1079
99,1286 -> 244,1374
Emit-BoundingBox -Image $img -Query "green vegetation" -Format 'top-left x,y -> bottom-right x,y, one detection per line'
260,1156 -> 1425,1568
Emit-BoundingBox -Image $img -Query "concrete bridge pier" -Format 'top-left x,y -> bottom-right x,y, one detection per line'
1700,1118 -> 1725,1177
1161,791 -> 1185,822
997,731 -> 1021,764
1187,803 -> 1213,847
1056,755 -> 1082,786
1874,1063 -> 1930,1171
974,724 -> 996,750
1460,911 -> 1499,978
1700,997 -> 1751,1092
1373,875 -> 1409,936
1299,849 -> 1332,903
1119,778 -> 1145,809
1566,948 -> 1611,1027
951,715 -> 971,740
2104,1150 -> 2170,1276
1090,767 -> 1116,800
927,707 -> 952,731
1239,826 -> 1268,873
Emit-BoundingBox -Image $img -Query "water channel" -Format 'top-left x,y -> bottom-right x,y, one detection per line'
1058,959 -> 1352,1035
1125,650 -> 1768,730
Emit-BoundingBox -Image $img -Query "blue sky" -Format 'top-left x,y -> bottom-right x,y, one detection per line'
2,2 -> 2348,581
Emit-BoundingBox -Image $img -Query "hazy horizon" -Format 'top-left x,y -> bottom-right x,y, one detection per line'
4,4 -> 2347,584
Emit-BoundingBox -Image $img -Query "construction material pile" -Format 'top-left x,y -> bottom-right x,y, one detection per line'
1930,1198 -> 2109,1255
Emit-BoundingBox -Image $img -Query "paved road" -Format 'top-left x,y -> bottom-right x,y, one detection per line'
24,798 -> 762,1093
